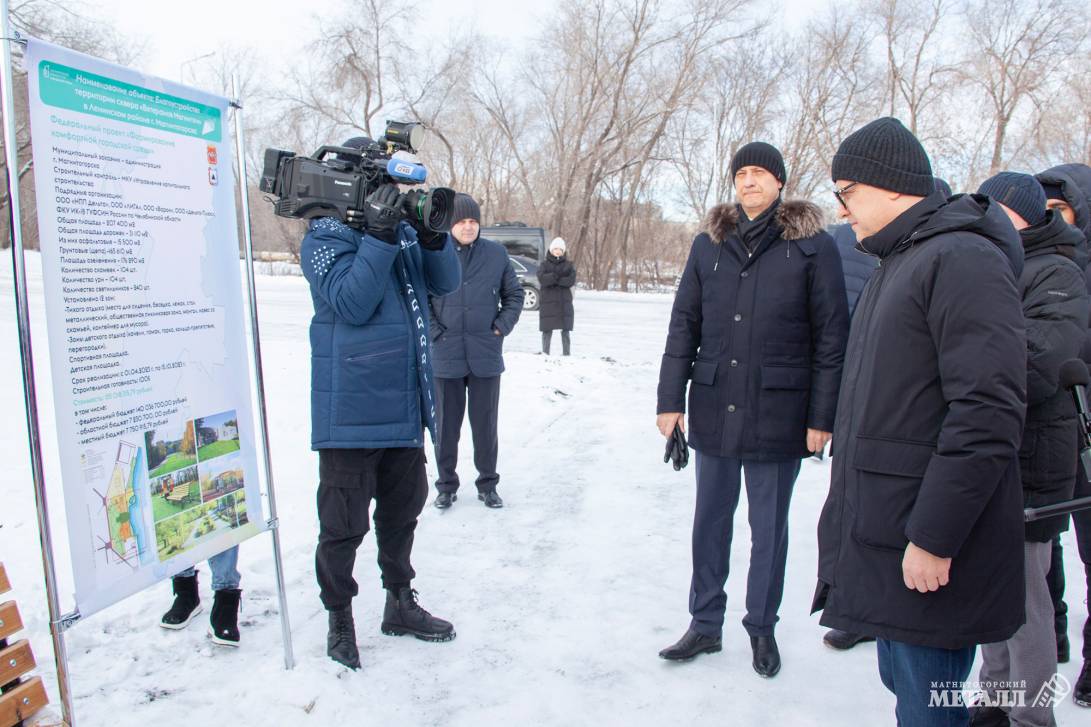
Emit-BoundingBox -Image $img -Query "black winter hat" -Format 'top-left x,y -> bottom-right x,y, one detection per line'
831,117 -> 934,196
977,172 -> 1047,227
337,136 -> 372,161
934,177 -> 952,198
452,193 -> 481,224
730,142 -> 786,184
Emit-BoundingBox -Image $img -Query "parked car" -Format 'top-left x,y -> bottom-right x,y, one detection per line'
510,254 -> 540,311
482,222 -> 547,262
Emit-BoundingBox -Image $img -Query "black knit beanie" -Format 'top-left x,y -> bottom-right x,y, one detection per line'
337,136 -> 372,161
730,142 -> 786,184
452,193 -> 481,224
831,117 -> 934,196
977,172 -> 1047,226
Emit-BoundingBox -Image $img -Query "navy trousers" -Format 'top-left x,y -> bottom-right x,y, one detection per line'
434,374 -> 501,494
689,451 -> 801,638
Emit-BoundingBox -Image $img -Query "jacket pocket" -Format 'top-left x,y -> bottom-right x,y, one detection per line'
333,336 -> 408,427
851,436 -> 934,551
757,364 -> 810,443
687,359 -> 720,444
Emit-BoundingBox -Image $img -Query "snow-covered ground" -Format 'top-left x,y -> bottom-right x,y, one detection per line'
1,253 -> 1087,726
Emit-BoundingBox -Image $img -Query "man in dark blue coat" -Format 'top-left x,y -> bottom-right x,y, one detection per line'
656,141 -> 850,677
815,118 -> 1027,727
301,169 -> 462,670
430,194 -> 524,510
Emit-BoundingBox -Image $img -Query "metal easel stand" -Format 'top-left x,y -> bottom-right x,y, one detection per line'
0,4 -> 76,724
230,74 -> 294,670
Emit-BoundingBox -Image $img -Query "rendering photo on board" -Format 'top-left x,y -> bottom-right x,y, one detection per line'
198,450 -> 244,503
144,419 -> 197,479
148,465 -> 201,523
194,409 -> 240,461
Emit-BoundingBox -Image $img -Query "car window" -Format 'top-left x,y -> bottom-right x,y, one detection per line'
511,259 -> 527,273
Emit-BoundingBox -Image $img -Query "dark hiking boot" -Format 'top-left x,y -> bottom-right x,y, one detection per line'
434,492 -> 456,509
381,587 -> 455,642
208,588 -> 241,647
479,490 -> 503,508
823,629 -> 875,651
1057,633 -> 1070,664
751,635 -> 781,678
1075,660 -> 1091,708
658,628 -> 722,661
968,705 -> 1010,726
327,607 -> 361,670
160,573 -> 201,629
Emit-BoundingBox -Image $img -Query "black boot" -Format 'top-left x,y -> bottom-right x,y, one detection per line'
967,705 -> 1010,726
208,588 -> 241,647
160,573 -> 201,629
381,587 -> 455,642
823,628 -> 875,651
1075,660 -> 1091,708
751,635 -> 781,678
434,492 -> 456,509
658,628 -> 722,661
1057,633 -> 1070,664
327,607 -> 361,670
478,490 -> 503,508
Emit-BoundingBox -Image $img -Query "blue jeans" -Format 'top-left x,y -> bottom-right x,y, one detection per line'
877,639 -> 975,727
177,545 -> 240,591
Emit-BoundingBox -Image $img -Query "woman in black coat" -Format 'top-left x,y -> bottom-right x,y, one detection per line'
539,237 -> 576,355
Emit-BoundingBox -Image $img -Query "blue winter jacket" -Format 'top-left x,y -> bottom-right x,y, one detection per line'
829,223 -> 879,316
301,217 -> 461,449
430,236 -> 525,378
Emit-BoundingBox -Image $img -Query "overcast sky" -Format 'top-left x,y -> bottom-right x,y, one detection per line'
83,0 -> 818,88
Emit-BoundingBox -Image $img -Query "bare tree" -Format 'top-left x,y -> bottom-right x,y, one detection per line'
961,0 -> 1087,177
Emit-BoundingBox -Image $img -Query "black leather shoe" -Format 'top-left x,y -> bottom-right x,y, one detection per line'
327,607 -> 361,670
478,490 -> 503,508
1058,633 -> 1070,664
658,628 -> 722,661
751,635 -> 781,678
1075,660 -> 1091,708
381,587 -> 455,642
434,492 -> 456,509
823,628 -> 876,651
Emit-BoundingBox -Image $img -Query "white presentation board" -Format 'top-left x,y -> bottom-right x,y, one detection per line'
25,37 -> 266,618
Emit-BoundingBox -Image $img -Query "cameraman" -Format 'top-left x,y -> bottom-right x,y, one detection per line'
301,137 -> 462,670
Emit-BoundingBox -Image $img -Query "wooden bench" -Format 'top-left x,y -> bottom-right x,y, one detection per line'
164,483 -> 191,503
0,563 -> 50,727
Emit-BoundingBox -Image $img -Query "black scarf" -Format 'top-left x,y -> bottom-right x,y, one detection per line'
736,198 -> 780,254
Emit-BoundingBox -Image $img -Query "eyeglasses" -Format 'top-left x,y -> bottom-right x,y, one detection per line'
833,182 -> 859,210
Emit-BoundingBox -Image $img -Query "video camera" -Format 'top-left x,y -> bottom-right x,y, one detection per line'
259,120 -> 455,235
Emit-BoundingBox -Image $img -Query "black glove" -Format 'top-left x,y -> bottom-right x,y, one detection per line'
411,221 -> 447,251
663,423 -> 689,471
359,184 -> 402,244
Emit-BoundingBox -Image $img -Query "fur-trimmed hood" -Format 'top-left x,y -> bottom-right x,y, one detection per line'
703,200 -> 825,243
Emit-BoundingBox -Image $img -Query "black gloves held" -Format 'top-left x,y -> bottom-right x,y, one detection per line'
663,423 -> 689,471
360,184 -> 402,244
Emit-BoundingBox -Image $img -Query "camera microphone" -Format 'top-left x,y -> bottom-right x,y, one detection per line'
1060,358 -> 1091,480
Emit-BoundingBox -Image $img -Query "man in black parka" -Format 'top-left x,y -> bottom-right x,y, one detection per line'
656,142 -> 849,677
430,193 -> 524,510
1035,163 -> 1091,693
815,118 -> 1028,727
969,172 -> 1089,727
